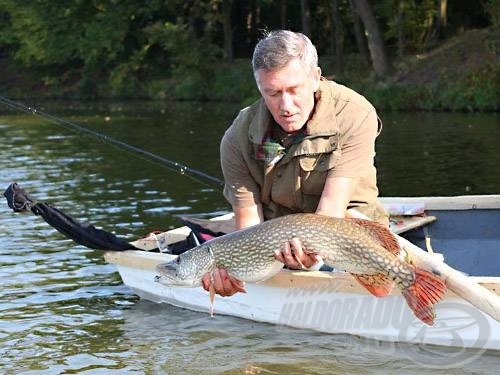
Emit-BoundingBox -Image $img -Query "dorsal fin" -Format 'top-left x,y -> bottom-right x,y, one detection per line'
348,218 -> 400,255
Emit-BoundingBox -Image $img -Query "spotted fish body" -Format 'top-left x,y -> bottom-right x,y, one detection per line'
156,213 -> 446,324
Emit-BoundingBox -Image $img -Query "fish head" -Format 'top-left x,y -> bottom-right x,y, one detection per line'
155,244 -> 216,287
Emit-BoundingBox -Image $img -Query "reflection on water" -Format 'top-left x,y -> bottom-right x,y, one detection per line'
377,112 -> 500,196
117,301 -> 500,374
0,102 -> 499,373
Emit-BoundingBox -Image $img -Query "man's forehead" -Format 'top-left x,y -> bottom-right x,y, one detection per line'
258,75 -> 305,89
256,66 -> 311,90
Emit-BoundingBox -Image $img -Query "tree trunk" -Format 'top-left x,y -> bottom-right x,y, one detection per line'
300,0 -> 311,37
331,0 -> 345,76
436,0 -> 448,39
222,0 -> 233,61
280,0 -> 288,29
421,9 -> 435,50
349,0 -> 370,64
352,0 -> 392,78
396,0 -> 405,59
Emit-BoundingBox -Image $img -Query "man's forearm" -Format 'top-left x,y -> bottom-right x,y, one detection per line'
233,203 -> 264,229
315,176 -> 359,218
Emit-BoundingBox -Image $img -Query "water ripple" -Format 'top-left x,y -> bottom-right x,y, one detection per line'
1,107 -> 499,374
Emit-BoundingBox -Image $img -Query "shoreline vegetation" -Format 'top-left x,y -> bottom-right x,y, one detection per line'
0,2 -> 498,112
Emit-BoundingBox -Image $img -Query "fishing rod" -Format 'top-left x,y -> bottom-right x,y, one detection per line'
0,94 -> 224,188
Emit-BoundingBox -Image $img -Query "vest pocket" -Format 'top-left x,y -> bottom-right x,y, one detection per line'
299,152 -> 339,195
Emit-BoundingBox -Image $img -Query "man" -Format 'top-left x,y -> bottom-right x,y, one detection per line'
201,30 -> 388,296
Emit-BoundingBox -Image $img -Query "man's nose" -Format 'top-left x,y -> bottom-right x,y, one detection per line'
279,92 -> 293,112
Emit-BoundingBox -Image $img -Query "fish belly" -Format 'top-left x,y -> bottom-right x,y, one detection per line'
229,259 -> 284,283
213,236 -> 285,283
323,257 -> 379,274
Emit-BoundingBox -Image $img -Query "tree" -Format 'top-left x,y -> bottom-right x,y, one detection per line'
331,0 -> 345,75
352,0 -> 393,78
436,0 -> 448,39
348,0 -> 370,63
222,0 -> 233,61
280,0 -> 288,29
0,0 -> 497,99
301,0 -> 312,36
395,0 -> 406,58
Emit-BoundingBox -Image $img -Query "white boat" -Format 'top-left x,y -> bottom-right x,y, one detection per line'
104,195 -> 500,351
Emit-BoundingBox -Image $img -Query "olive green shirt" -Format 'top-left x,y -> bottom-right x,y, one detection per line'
220,79 -> 388,224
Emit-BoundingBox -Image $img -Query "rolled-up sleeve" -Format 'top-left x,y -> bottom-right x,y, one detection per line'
329,108 -> 378,178
220,127 -> 261,208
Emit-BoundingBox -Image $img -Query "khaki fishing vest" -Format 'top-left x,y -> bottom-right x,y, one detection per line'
224,79 -> 388,224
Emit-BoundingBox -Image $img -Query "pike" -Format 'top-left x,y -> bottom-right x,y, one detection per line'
156,213 -> 447,325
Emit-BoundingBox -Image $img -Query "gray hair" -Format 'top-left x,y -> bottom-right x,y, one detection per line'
252,30 -> 318,73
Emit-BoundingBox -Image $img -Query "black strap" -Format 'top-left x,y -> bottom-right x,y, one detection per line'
4,183 -> 137,251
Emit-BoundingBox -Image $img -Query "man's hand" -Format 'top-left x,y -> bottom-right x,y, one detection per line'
201,268 -> 246,297
274,237 -> 320,270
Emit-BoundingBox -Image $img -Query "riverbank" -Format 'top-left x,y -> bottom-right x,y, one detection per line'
1,28 -> 498,112
354,28 -> 499,112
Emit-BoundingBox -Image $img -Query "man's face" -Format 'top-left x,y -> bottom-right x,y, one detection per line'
256,58 -> 321,133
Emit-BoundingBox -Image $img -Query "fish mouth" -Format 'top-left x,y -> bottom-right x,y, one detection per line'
155,262 -> 179,283
155,262 -> 199,287
156,261 -> 178,273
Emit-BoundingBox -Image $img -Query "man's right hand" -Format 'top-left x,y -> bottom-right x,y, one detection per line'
201,268 -> 246,297
274,238 -> 321,270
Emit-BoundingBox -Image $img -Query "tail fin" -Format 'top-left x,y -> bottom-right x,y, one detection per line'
402,268 -> 446,325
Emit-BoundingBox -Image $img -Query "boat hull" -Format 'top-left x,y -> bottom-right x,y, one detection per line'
105,250 -> 500,351
105,195 -> 500,351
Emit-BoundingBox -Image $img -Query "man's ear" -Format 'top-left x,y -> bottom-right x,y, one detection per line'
313,67 -> 322,91
254,70 -> 263,93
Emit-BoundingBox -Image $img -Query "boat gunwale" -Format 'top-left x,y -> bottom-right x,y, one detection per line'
379,194 -> 500,210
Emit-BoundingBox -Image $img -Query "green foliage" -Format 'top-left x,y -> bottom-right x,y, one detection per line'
0,0 -> 497,111
465,66 -> 500,111
210,60 -> 258,102
0,0 -> 225,98
485,0 -> 500,28
375,0 -> 438,53
485,0 -> 500,66
357,64 -> 499,112
0,1 -> 78,65
144,20 -> 223,100
414,86 -> 437,111
437,85 -> 472,111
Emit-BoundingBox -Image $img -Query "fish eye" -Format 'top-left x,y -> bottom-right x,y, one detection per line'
176,257 -> 180,264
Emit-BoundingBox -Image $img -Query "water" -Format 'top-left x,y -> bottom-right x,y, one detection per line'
1,101 -> 499,374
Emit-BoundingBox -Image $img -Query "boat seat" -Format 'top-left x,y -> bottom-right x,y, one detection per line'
389,214 -> 437,235
382,201 -> 437,234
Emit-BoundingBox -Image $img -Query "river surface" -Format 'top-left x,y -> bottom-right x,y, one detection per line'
0,101 -> 499,374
